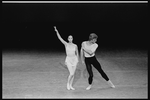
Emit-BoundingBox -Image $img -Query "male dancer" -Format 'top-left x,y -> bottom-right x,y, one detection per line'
80,33 -> 115,90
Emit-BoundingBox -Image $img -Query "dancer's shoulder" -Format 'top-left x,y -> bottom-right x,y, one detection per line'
82,41 -> 87,44
70,43 -> 77,48
94,43 -> 98,47
73,43 -> 77,47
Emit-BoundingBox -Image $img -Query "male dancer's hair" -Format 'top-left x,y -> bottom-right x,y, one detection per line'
89,33 -> 98,41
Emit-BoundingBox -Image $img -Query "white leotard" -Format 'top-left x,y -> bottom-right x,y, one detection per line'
65,43 -> 76,57
65,43 -> 78,67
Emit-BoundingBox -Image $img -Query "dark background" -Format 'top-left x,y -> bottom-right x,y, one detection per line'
2,3 -> 148,52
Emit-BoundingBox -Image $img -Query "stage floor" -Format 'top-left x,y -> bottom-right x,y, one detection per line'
2,51 -> 148,98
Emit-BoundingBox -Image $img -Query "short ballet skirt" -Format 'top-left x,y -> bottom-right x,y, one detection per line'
65,56 -> 78,66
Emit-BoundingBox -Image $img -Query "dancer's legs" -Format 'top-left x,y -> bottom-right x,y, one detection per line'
69,66 -> 76,90
85,57 -> 93,90
70,75 -> 75,89
67,75 -> 71,90
67,64 -> 76,90
85,58 -> 93,85
92,57 -> 109,81
91,56 -> 115,88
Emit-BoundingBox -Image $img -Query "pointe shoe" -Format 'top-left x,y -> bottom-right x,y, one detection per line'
70,86 -> 75,90
67,83 -> 70,90
86,85 -> 92,90
107,80 -> 115,88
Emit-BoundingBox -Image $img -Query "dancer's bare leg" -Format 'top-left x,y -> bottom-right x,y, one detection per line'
70,66 -> 76,90
70,75 -> 75,90
67,65 -> 75,90
67,74 -> 72,90
67,74 -> 75,90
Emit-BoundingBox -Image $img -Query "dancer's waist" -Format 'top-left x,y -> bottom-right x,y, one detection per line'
85,56 -> 95,59
66,55 -> 78,62
66,55 -> 77,58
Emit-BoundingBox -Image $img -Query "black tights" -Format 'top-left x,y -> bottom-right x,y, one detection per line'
85,56 -> 109,84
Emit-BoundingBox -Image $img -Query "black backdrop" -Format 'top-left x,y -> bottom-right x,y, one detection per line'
2,3 -> 148,52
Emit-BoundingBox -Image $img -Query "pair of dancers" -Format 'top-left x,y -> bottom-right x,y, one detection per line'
54,26 -> 115,90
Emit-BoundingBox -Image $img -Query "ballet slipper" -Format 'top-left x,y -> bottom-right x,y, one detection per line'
86,85 -> 92,90
67,83 -> 70,90
107,80 -> 115,88
70,86 -> 75,90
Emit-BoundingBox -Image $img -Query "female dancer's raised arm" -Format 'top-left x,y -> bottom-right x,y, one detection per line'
54,26 -> 67,45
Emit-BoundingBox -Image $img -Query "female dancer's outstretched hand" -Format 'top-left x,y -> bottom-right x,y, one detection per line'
54,26 -> 57,32
82,60 -> 85,65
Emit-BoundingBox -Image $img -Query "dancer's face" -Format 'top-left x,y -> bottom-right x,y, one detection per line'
90,39 -> 97,44
68,35 -> 73,43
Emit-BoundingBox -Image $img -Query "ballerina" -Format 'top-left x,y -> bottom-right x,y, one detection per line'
54,26 -> 79,90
